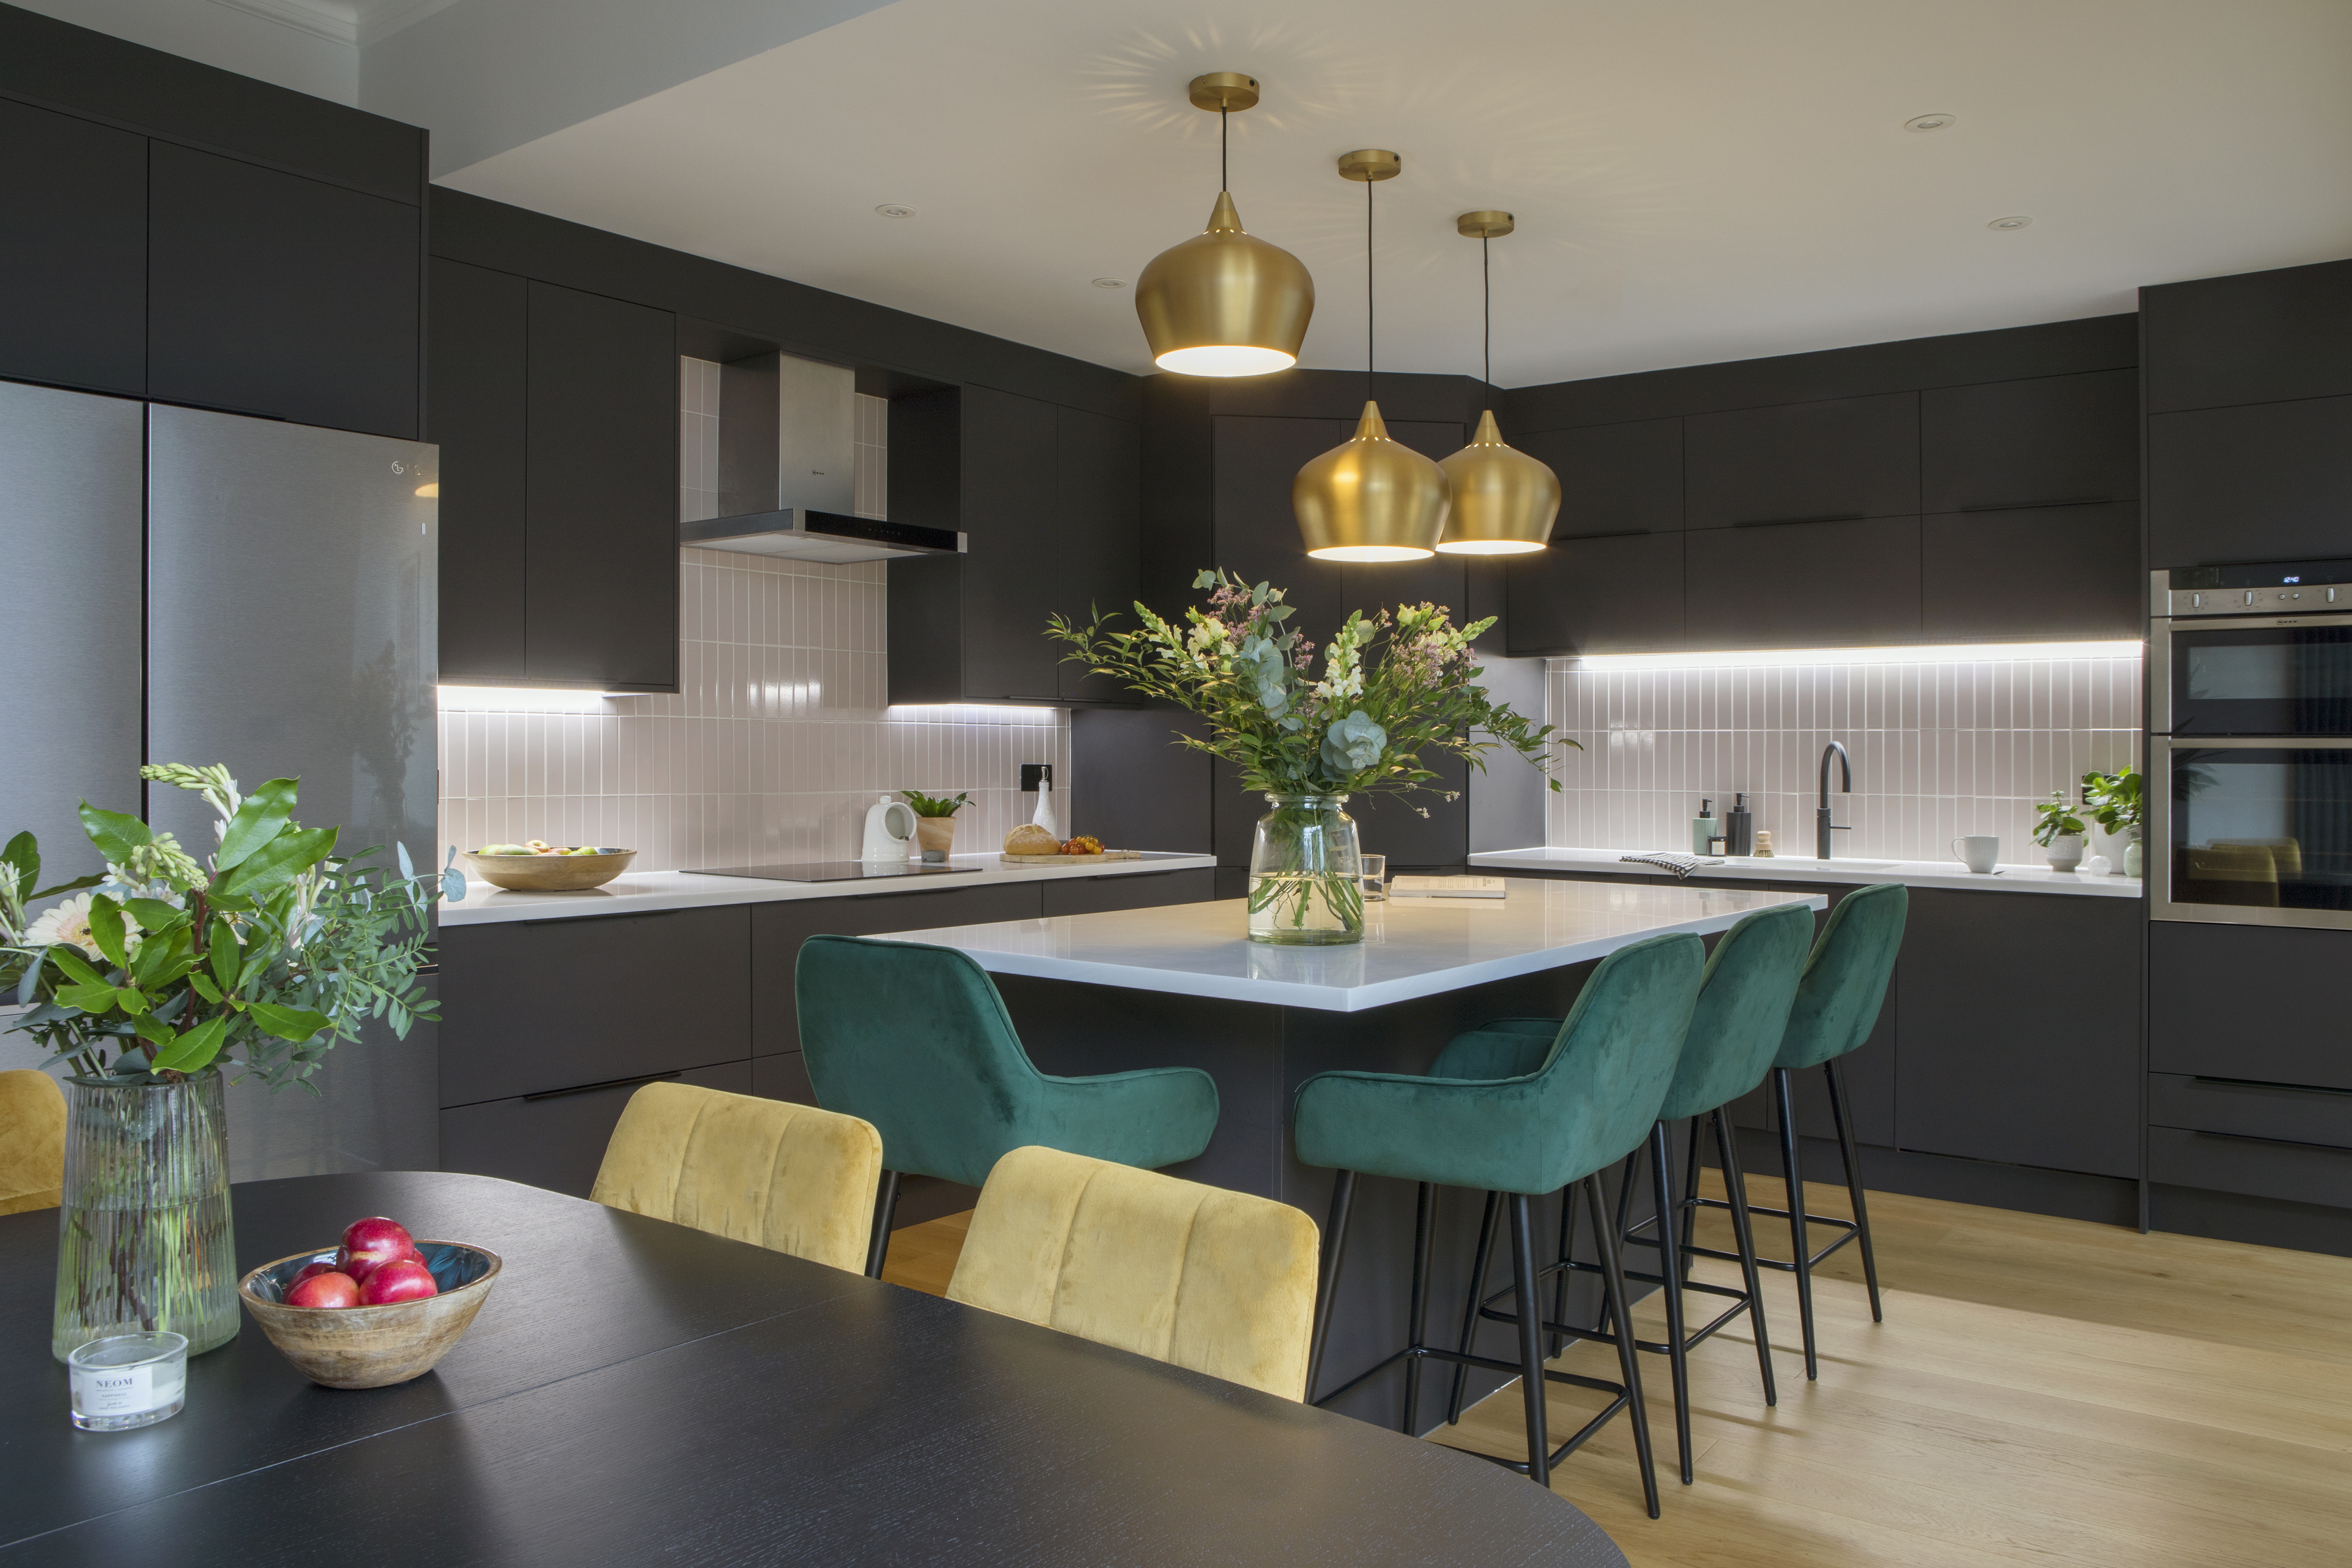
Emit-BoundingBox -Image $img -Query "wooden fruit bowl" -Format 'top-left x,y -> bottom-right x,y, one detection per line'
239,1241 -> 501,1389
464,849 -> 635,892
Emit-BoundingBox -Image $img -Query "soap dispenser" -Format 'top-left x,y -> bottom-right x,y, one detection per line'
1726,793 -> 1753,856
1692,798 -> 1719,856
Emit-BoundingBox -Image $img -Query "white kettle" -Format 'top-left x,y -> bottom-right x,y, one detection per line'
859,795 -> 917,863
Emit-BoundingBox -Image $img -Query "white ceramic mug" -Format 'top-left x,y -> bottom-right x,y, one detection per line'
1952,835 -> 1999,874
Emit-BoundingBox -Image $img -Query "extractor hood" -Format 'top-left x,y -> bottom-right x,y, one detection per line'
681,351 -> 965,564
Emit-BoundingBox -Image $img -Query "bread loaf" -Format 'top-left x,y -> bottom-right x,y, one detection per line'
1004,824 -> 1061,855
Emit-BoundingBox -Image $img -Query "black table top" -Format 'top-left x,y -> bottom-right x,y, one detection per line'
1,1172 -> 1623,1566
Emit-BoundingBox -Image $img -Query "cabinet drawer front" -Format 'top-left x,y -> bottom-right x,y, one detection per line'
1040,867 -> 1215,917
750,883 -> 1043,1056
439,1059 -> 753,1200
2149,923 -> 2352,1092
2147,1125 -> 2352,1210
2148,1074 -> 2352,1149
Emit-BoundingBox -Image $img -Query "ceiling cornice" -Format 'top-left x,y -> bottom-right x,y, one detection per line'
203,0 -> 356,46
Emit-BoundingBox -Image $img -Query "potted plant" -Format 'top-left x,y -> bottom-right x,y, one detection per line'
1051,570 -> 1566,945
1,764 -> 451,1360
900,790 -> 972,862
2081,766 -> 2144,877
2033,789 -> 2088,873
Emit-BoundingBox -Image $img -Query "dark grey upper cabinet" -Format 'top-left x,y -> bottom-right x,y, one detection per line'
1684,392 -> 1919,529
147,143 -> 420,439
1520,418 -> 1683,537
0,98 -> 145,395
1211,414 -> 1351,645
1505,532 -> 1686,655
1921,370 -> 2138,513
1056,405 -> 1142,703
2144,257 -> 2352,413
2147,394 -> 2352,568
1921,503 -> 2141,641
960,385 -> 1061,702
524,280 -> 679,690
428,259 -> 529,684
1684,517 -> 1922,649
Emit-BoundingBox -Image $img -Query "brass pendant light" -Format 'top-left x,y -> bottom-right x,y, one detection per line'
1134,73 -> 1315,378
1293,150 -> 1449,563
1436,211 -> 1558,555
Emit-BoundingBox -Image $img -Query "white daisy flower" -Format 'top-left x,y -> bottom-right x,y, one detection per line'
23,893 -> 140,962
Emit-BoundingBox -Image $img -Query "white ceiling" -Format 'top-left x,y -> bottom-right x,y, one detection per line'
431,0 -> 2352,387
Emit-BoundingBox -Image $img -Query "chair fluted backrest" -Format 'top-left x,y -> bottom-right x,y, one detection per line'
1657,903 -> 1817,1121
1774,883 -> 1908,1071
590,1081 -> 882,1274
0,1070 -> 66,1217
1293,930 -> 1706,1195
948,1145 -> 1320,1401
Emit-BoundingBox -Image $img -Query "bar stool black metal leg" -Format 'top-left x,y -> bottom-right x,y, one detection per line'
1506,1193 -> 1551,1489
1447,1189 -> 1501,1425
1679,1116 -> 1702,1282
1305,1171 -> 1357,1404
1402,1182 -> 1435,1435
1546,1185 -> 1573,1358
1648,1121 -> 1694,1485
1587,1172 -> 1661,1518
865,1170 -> 902,1279
1601,1150 -> 1638,1340
1826,1059 -> 1883,1324
1773,1067 -> 1818,1381
1713,1107 -> 1777,1406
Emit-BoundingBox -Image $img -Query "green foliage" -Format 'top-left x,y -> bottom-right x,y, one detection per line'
2080,767 -> 2143,837
1048,569 -> 1573,810
1,765 -> 441,1093
2032,789 -> 2088,848
899,789 -> 972,818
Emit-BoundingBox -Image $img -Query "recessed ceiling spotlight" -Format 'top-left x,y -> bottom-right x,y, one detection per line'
875,204 -> 916,218
1987,215 -> 2032,230
1092,277 -> 1126,289
1904,113 -> 1956,132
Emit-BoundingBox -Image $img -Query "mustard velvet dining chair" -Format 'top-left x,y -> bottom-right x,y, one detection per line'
0,1070 -> 67,1217
590,1081 -> 883,1275
947,1145 -> 1321,1401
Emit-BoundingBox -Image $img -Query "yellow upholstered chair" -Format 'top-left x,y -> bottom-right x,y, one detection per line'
947,1145 -> 1320,1400
0,1069 -> 68,1217
590,1082 -> 882,1275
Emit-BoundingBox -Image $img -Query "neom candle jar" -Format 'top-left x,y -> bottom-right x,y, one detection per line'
68,1331 -> 188,1431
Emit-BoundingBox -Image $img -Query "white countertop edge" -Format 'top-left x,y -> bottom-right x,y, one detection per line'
879,890 -> 1827,1013
1470,847 -> 2143,898
436,853 -> 1220,927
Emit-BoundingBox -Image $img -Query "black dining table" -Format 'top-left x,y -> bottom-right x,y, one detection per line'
0,1171 -> 1624,1566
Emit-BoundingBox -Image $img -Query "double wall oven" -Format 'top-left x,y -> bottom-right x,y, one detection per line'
2153,562 -> 2352,929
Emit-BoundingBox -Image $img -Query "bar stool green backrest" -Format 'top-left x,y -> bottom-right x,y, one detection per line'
1775,883 -> 1907,1071
795,935 -> 1220,1189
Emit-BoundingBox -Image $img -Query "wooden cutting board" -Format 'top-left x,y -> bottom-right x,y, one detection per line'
999,849 -> 1144,864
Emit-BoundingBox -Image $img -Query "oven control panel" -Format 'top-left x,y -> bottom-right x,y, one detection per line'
2154,569 -> 2352,618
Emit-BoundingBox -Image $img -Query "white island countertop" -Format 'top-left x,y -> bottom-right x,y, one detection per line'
874,877 -> 1825,1013
1470,846 -> 2143,900
437,851 -> 1218,928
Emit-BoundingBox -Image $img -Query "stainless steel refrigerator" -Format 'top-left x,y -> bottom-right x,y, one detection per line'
2,381 -> 438,1180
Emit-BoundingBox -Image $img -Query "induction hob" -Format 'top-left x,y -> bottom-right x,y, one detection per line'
687,861 -> 981,883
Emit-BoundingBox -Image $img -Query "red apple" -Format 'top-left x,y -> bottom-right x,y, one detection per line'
292,1260 -> 338,1285
358,1257 -> 438,1305
287,1270 -> 362,1309
338,1217 -> 420,1283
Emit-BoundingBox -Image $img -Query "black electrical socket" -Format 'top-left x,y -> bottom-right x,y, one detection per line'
1020,763 -> 1052,792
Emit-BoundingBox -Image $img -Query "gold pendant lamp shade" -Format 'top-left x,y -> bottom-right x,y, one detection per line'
1134,74 -> 1314,378
1295,150 -> 1447,562
1436,211 -> 1558,555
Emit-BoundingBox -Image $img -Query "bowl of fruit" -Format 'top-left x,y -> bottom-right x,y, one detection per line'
463,840 -> 636,892
238,1217 -> 502,1389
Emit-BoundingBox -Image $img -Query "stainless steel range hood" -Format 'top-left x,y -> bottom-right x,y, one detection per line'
681,351 -> 964,563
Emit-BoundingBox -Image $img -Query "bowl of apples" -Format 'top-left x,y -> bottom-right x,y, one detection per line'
464,840 -> 636,892
238,1217 -> 502,1389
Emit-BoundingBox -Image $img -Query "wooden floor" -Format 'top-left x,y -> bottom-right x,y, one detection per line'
879,1175 -> 2352,1568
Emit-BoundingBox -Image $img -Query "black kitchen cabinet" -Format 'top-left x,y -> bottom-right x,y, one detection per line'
2149,922 -> 2352,1093
146,142 -> 420,439
1920,502 -> 2141,640
1040,867 -> 1215,917
1505,532 -> 1686,655
1520,418 -> 1683,538
2146,395 -> 2352,569
1894,890 -> 2139,1177
1684,517 -> 1922,649
441,1060 -> 754,1199
428,259 -> 529,683
1056,405 -> 1142,703
524,280 -> 679,690
2144,257 -> 2352,414
1683,392 -> 1919,529
960,385 -> 1062,701
1073,706 -> 1214,854
0,97 -> 145,395
1921,369 -> 2138,513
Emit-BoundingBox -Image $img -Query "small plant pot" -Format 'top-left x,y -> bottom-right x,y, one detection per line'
2043,833 -> 2085,873
914,816 -> 957,862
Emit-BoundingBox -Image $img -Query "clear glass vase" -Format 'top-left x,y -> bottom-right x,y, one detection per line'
52,1071 -> 239,1362
1247,794 -> 1365,946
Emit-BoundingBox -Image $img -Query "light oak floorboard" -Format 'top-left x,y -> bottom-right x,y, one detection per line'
878,1208 -> 968,1298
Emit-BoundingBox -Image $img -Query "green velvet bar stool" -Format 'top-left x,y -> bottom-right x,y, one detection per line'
1697,882 -> 1907,1381
1437,902 -> 1814,1486
796,935 -> 1221,1277
1293,931 -> 1705,1514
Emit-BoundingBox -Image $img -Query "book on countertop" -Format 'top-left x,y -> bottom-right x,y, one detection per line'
1619,853 -> 1727,879
1388,874 -> 1508,899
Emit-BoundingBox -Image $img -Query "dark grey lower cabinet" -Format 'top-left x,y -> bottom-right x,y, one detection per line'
2146,1126 -> 2352,1210
1040,867 -> 1214,916
439,1060 -> 752,1199
2149,922 -> 2352,1092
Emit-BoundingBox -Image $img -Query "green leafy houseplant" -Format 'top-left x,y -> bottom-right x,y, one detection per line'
2080,767 -> 2143,838
2032,790 -> 2087,849
899,789 -> 972,818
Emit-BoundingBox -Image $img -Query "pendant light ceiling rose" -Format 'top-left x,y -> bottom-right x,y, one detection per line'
1435,217 -> 1559,556
1457,209 -> 1515,238
1337,149 -> 1402,182
1187,71 -> 1259,111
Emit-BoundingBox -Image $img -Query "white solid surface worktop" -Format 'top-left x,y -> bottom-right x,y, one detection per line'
436,851 -> 1218,927
876,877 -> 1826,1013
1470,845 -> 2143,899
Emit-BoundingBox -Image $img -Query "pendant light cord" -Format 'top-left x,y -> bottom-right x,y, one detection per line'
1366,175 -> 1376,403
1482,234 -> 1492,394
1220,108 -> 1228,192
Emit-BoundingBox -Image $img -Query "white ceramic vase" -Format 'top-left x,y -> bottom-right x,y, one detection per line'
2043,833 -> 2085,873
